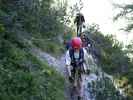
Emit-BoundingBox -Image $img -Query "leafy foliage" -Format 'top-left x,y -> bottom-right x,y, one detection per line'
0,0 -> 67,40
88,76 -> 125,100
114,3 -> 133,32
0,40 -> 65,100
85,25 -> 133,98
32,39 -> 65,57
0,0 -> 67,99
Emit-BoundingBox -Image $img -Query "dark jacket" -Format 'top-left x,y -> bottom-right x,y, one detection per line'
74,13 -> 85,25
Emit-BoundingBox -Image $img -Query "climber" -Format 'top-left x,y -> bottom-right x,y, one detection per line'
80,32 -> 88,48
63,31 -> 72,50
74,13 -> 85,37
65,37 -> 90,99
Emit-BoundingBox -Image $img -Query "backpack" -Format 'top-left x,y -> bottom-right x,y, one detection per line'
69,48 -> 84,67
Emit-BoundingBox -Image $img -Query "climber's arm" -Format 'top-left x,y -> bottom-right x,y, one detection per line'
65,50 -> 72,77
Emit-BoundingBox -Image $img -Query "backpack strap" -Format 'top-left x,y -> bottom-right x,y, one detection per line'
69,48 -> 75,62
79,48 -> 84,64
69,48 -> 84,66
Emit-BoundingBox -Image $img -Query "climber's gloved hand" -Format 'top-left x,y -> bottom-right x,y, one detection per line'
86,69 -> 90,75
69,76 -> 73,82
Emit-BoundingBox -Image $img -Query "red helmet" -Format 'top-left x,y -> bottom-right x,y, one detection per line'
71,37 -> 82,49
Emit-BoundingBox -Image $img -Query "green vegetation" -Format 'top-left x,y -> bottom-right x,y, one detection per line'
112,2 -> 133,98
114,3 -> 133,32
32,39 -> 65,57
0,0 -> 66,100
0,0 -> 67,54
1,0 -> 133,99
0,39 -> 65,100
88,77 -> 125,100
85,26 -> 133,98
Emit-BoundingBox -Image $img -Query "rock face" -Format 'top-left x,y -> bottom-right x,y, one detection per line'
32,48 -> 67,76
32,48 -> 117,100
32,48 -> 98,100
